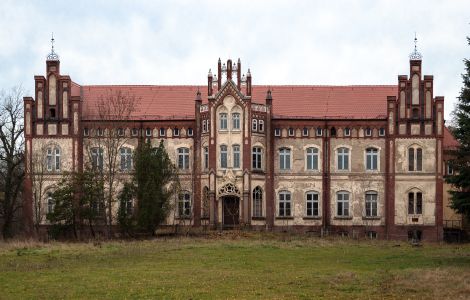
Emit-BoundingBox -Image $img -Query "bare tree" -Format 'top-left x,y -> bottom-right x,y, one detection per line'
84,90 -> 136,237
31,144 -> 48,235
0,86 -> 25,239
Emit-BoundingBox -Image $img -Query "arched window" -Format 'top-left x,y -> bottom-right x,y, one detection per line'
337,191 -> 350,217
279,148 -> 291,170
46,146 -> 61,172
233,145 -> 240,168
306,147 -> 319,170
337,147 -> 349,171
252,119 -> 258,131
202,187 -> 210,219
177,147 -> 190,169
252,147 -> 262,170
365,191 -> 378,217
408,146 -> 423,171
253,186 -> 263,217
178,191 -> 192,217
47,192 -> 54,214
220,145 -> 228,168
408,191 -> 423,215
120,147 -> 132,171
91,147 -> 104,171
219,113 -> 228,130
232,113 -> 240,130
278,191 -> 291,217
365,148 -> 378,171
306,191 -> 319,217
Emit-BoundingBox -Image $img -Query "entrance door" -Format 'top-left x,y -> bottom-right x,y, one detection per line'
223,196 -> 240,227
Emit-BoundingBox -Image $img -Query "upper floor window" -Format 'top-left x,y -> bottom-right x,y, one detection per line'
278,191 -> 291,217
253,186 -> 263,217
337,191 -> 350,217
178,147 -> 190,169
447,162 -> 454,175
233,145 -> 240,168
302,128 -> 309,137
274,128 -> 281,136
220,113 -> 228,130
83,127 -> 89,136
91,147 -> 104,171
220,145 -> 228,168
173,128 -> 180,136
159,128 -> 166,137
131,128 -> 139,137
232,113 -> 240,130
330,127 -> 337,137
366,148 -> 378,171
306,147 -> 319,170
379,128 -> 385,136
202,120 -> 207,133
252,147 -> 262,170
178,191 -> 191,217
204,146 -> 209,169
288,128 -> 295,137
252,119 -> 258,131
47,147 -> 61,172
279,148 -> 291,170
316,128 -> 323,137
344,128 -> 351,137
365,191 -> 378,217
408,147 -> 423,171
145,128 -> 152,137
117,128 -> 124,137
259,120 -> 264,132
365,128 -> 372,136
337,147 -> 349,171
97,128 -> 104,137
187,128 -> 193,136
408,191 -> 423,214
120,147 -> 132,171
306,191 -> 319,217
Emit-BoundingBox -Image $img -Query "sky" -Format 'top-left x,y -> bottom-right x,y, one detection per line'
0,0 -> 469,121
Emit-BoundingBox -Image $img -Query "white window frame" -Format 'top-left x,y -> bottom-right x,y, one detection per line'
173,128 -> 180,137
447,162 -> 454,175
131,128 -> 138,136
365,191 -> 378,217
337,147 -> 350,171
232,113 -> 240,130
253,186 -> 263,217
252,147 -> 262,170
219,113 -> 228,130
91,147 -> 104,171
306,191 -> 319,217
178,147 -> 190,169
365,128 -> 372,136
178,191 -> 192,217
288,128 -> 295,136
408,191 -> 423,215
258,120 -> 264,132
83,127 -> 89,136
120,147 -> 132,171
279,148 -> 291,170
344,128 -> 351,137
337,191 -> 350,217
408,146 -> 423,172
306,147 -> 319,171
316,128 -> 323,137
274,128 -> 281,136
202,120 -> 207,133
232,144 -> 240,168
187,128 -> 193,136
302,127 -> 309,137
252,119 -> 258,131
159,128 -> 166,137
145,128 -> 152,137
220,145 -> 228,168
365,147 -> 379,171
379,128 -> 385,136
47,192 -> 54,213
278,191 -> 291,217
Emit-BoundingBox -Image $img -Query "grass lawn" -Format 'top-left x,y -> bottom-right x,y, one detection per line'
0,232 -> 469,299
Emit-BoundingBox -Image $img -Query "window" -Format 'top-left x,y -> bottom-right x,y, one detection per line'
159,128 -> 166,137
145,128 -> 152,137
232,113 -> 240,130
316,128 -> 323,136
408,192 -> 423,214
274,128 -> 281,136
121,197 -> 133,215
408,147 -> 423,171
187,128 -> 193,136
252,147 -> 262,170
204,146 -> 209,169
173,128 -> 180,136
220,145 -> 228,168
178,192 -> 191,217
306,191 -> 319,217
252,119 -> 258,131
366,148 -> 378,171
178,147 -> 190,169
279,191 -> 291,217
91,199 -> 104,215
46,147 -> 61,172
47,192 -> 54,213
220,113 -> 228,130
91,147 -> 104,171
365,128 -> 372,136
447,162 -> 454,175
202,120 -> 207,133
206,120 -> 210,133
131,128 -> 138,136
288,128 -> 294,136
279,148 -> 291,170
233,145 -> 240,168
344,128 -> 351,137
365,191 -> 378,217
412,108 -> 419,119
302,127 -> 309,137
97,128 -> 104,137
379,128 -> 385,136
337,147 -> 349,171
50,108 -> 56,118
306,147 -> 319,170
330,127 -> 337,137
202,187 -> 209,218
253,186 -> 263,217
83,127 -> 89,136
337,191 -> 350,217
120,147 -> 132,171
117,128 -> 124,137
259,120 -> 264,132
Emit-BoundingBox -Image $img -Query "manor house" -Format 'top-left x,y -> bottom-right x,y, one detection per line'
23,42 -> 458,241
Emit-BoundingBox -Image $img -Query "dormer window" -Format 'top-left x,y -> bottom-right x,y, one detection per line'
159,128 -> 166,137
316,128 -> 323,137
145,128 -> 152,137
288,128 -> 295,137
274,128 -> 281,137
365,128 -> 372,137
187,128 -> 193,136
302,128 -> 309,137
173,128 -> 180,137
344,128 -> 351,137
379,128 -> 385,136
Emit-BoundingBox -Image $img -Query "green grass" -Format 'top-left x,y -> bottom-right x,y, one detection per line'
0,232 -> 469,299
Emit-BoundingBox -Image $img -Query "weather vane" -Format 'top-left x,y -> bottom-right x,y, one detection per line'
409,32 -> 422,60
47,32 -> 59,61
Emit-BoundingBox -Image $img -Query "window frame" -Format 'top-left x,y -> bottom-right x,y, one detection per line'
408,191 -> 423,215
306,147 -> 319,171
316,128 -> 323,137
145,128 -> 152,137
344,128 -> 351,137
365,191 -> 378,217
379,128 -> 385,136
274,128 -> 281,137
365,128 -> 372,137
365,147 -> 379,171
258,120 -> 264,132
408,146 -> 423,172
159,127 -> 166,137
220,145 -> 228,168
252,119 -> 258,132
279,148 -> 291,170
288,128 -> 295,137
337,147 -> 350,171
178,191 -> 192,218
302,127 -> 309,137
232,144 -> 240,169
337,191 -> 350,217
252,186 -> 263,218
278,191 -> 292,217
120,147 -> 133,171
232,113 -> 240,130
219,112 -> 228,130
203,146 -> 209,169
177,147 -> 190,169
187,128 -> 193,136
252,146 -> 262,170
91,147 -> 104,171
306,191 -> 319,217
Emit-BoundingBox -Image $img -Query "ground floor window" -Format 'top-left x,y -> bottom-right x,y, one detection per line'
178,191 -> 192,217
278,191 -> 291,217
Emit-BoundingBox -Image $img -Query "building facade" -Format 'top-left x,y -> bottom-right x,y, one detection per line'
23,46 -> 458,241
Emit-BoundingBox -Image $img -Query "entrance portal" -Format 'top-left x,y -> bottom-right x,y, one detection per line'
223,196 -> 240,227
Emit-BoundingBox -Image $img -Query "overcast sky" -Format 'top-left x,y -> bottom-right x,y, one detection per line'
1,0 -> 469,120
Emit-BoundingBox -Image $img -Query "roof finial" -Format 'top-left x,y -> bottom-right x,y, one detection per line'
47,32 -> 60,61
409,32 -> 422,60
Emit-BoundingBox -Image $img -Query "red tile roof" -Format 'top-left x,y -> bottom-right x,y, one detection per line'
443,127 -> 459,150
78,84 -> 397,120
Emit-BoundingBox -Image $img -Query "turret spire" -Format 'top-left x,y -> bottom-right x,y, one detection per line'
409,33 -> 422,61
47,32 -> 59,61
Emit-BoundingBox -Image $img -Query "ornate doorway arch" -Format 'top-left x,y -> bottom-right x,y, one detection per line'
218,183 -> 241,227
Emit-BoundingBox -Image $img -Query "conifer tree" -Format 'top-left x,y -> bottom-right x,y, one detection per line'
446,37 -> 470,221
